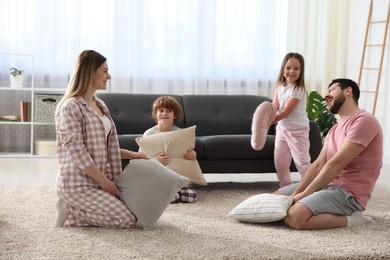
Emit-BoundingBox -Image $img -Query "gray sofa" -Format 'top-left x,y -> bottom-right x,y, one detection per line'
97,93 -> 323,174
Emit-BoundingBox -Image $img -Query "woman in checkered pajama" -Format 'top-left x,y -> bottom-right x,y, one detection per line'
54,50 -> 147,228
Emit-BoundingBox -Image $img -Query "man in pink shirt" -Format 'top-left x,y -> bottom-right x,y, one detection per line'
275,78 -> 383,230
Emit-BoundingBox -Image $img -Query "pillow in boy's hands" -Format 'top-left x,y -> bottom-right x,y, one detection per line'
135,125 -> 207,185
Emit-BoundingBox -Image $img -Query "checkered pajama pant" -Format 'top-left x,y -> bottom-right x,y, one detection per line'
171,186 -> 198,203
61,186 -> 137,228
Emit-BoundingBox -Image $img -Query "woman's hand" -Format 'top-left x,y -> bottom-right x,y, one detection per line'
130,151 -> 148,159
121,149 -> 148,159
84,164 -> 121,199
183,149 -> 196,160
155,153 -> 169,165
100,179 -> 121,199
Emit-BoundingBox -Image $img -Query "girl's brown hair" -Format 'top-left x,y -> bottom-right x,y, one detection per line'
275,52 -> 305,91
152,96 -> 183,123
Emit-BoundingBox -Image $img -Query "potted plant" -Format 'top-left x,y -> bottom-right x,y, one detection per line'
9,67 -> 24,88
306,90 -> 337,138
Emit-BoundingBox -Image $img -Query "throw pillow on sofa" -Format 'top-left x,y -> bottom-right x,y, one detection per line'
115,158 -> 190,229
135,125 -> 207,186
228,193 -> 293,223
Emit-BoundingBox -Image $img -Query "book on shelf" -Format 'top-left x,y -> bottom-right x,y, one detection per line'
20,101 -> 31,122
0,114 -> 20,121
28,101 -> 32,122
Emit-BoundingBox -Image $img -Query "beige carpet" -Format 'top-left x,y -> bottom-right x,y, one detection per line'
1,182 -> 390,260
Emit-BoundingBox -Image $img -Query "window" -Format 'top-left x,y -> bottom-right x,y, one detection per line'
1,0 -> 288,91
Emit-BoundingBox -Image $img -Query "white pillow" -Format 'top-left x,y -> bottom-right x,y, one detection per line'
136,126 -> 207,186
227,193 -> 293,223
114,158 -> 190,229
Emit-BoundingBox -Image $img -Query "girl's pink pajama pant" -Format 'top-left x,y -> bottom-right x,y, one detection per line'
274,124 -> 311,187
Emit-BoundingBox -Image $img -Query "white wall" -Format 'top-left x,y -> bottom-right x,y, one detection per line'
346,0 -> 389,162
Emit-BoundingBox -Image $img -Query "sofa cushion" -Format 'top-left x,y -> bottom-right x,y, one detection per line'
200,135 -> 275,160
118,134 -> 142,151
97,93 -> 185,135
198,159 -> 277,173
182,95 -> 274,136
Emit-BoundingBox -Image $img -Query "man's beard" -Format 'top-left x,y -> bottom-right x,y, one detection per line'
329,94 -> 345,114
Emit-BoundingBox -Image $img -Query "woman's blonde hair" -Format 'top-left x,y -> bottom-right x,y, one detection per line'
55,50 -> 106,116
152,96 -> 183,123
275,52 -> 306,91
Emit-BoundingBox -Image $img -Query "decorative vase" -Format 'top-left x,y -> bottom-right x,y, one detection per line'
9,74 -> 24,88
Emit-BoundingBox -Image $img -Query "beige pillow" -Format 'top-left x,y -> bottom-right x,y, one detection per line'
228,193 -> 293,223
115,158 -> 190,229
136,126 -> 207,185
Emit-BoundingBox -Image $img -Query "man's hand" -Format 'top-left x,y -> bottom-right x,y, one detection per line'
293,191 -> 308,203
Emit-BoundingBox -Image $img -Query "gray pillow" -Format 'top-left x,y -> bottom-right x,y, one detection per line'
115,158 -> 190,229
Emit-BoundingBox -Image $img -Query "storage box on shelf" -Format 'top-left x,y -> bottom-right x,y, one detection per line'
34,139 -> 57,156
34,93 -> 63,123
0,53 -> 64,157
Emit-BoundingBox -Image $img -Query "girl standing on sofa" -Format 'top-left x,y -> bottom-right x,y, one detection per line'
142,96 -> 198,203
54,50 -> 147,228
271,52 -> 311,187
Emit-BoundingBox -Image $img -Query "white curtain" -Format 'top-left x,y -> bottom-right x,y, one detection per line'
286,0 -> 350,94
0,0 -> 349,96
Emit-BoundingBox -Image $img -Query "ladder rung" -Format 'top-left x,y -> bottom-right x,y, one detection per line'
360,90 -> 377,94
366,44 -> 384,47
362,67 -> 380,70
370,20 -> 387,24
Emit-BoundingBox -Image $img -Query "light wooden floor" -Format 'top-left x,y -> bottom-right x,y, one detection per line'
1,158 -> 389,190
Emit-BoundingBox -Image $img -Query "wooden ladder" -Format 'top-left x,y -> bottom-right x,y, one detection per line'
358,0 -> 390,115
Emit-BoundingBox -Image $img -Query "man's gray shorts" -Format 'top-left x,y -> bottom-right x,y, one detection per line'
278,183 -> 365,216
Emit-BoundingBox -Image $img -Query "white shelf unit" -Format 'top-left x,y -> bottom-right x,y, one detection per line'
0,53 -> 64,157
